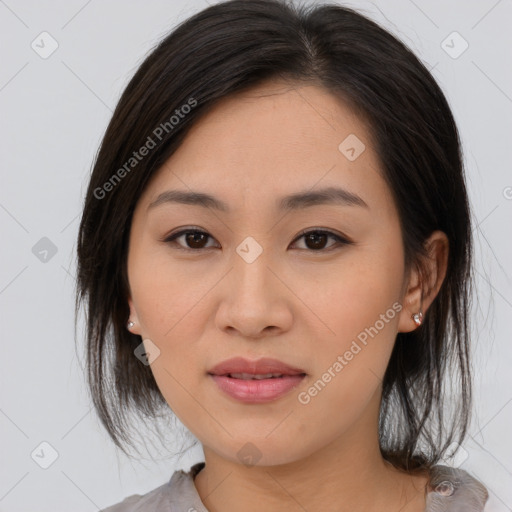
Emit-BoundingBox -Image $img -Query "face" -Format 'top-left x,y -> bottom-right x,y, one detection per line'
126,79 -> 420,467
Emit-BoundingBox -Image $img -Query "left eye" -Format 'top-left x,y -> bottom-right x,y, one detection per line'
292,229 -> 351,251
163,228 -> 351,252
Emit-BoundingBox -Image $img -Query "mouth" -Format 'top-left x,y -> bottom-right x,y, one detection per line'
207,357 -> 307,403
207,356 -> 307,378
208,373 -> 307,403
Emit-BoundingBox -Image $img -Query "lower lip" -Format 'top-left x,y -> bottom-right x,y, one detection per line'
209,374 -> 306,403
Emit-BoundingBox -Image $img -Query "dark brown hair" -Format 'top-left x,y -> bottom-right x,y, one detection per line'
75,0 -> 473,471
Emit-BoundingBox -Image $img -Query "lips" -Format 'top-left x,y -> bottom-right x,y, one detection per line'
210,373 -> 306,403
208,357 -> 306,379
208,357 -> 307,403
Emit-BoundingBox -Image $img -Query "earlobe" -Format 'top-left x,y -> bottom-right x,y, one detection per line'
126,297 -> 141,335
397,270 -> 424,333
412,310 -> 423,326
397,230 -> 449,333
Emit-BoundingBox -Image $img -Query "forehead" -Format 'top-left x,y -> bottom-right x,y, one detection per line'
174,79 -> 372,168
139,79 -> 393,217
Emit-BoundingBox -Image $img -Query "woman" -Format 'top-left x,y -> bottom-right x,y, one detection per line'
76,0 -> 489,510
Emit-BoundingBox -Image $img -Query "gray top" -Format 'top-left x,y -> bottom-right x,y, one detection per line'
100,462 -> 489,512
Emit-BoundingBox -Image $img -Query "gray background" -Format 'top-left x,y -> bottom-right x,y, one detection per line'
1,0 -> 511,510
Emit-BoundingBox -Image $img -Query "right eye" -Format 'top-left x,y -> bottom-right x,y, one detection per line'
163,228 -> 219,252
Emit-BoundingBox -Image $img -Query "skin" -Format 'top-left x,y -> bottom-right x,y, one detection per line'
126,79 -> 449,512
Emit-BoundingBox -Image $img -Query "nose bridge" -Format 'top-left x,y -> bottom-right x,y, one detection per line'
214,230 -> 295,337
232,234 -> 275,300
220,232 -> 289,326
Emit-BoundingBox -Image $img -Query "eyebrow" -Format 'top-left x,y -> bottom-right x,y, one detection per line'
147,186 -> 369,212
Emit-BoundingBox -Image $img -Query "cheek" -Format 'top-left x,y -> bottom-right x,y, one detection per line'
129,249 -> 212,340
128,249 -> 215,400
293,244 -> 403,341
296,241 -> 403,397
130,259 -> 208,418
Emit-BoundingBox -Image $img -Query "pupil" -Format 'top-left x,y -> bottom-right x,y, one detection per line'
306,233 -> 327,250
187,232 -> 206,248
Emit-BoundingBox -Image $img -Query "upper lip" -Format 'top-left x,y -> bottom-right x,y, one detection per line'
208,357 -> 306,376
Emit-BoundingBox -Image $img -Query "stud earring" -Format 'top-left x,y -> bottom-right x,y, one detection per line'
412,311 -> 423,326
127,320 -> 135,329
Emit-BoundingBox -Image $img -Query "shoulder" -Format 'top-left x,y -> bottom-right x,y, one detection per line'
100,462 -> 206,512
99,481 -> 169,512
426,464 -> 489,511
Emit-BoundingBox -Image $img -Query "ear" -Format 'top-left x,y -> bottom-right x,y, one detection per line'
397,230 -> 449,333
127,295 -> 142,335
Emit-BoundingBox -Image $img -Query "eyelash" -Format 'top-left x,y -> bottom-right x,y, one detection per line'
162,227 -> 352,253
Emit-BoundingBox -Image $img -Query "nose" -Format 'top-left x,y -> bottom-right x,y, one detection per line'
214,244 -> 293,339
